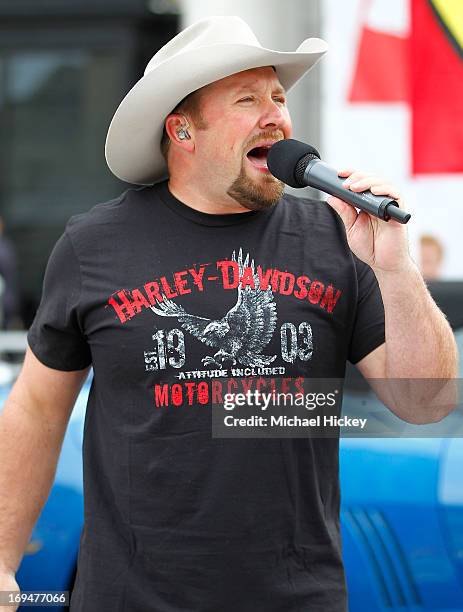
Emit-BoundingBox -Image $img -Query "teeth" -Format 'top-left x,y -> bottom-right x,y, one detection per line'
247,143 -> 273,154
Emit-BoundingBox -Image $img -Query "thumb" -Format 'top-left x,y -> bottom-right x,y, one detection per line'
326,196 -> 358,231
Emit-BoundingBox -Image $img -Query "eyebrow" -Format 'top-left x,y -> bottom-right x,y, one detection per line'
233,84 -> 286,95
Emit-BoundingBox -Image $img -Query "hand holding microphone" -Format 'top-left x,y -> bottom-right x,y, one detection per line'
267,139 -> 411,224
267,138 -> 414,274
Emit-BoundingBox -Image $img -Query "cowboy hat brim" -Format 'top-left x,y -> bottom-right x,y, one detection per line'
105,38 -> 328,185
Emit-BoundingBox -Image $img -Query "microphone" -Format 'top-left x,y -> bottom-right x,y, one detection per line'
267,139 -> 411,224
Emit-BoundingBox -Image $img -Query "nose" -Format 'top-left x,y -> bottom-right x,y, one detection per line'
258,98 -> 290,132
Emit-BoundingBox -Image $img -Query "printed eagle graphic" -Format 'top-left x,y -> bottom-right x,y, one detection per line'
150,249 -> 277,367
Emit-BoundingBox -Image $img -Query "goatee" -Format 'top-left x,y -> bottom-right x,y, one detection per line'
227,164 -> 285,211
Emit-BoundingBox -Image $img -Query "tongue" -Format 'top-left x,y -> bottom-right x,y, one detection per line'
247,149 -> 268,168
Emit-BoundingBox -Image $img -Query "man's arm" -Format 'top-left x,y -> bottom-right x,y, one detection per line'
355,262 -> 459,423
0,346 -> 89,576
325,169 -> 459,424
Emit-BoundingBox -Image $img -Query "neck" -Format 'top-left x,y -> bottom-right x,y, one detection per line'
168,175 -> 252,215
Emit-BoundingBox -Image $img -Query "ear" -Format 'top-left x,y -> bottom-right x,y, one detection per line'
165,113 -> 194,151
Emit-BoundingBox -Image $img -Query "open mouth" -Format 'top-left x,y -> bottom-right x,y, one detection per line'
246,145 -> 272,171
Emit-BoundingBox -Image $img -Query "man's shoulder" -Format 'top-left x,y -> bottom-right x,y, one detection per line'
59,185 -> 156,258
66,186 -> 149,233
64,185 -> 161,248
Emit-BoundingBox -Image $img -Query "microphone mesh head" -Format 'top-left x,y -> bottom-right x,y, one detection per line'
295,153 -> 319,185
267,139 -> 320,188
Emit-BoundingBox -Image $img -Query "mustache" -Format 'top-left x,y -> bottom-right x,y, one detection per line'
244,130 -> 285,151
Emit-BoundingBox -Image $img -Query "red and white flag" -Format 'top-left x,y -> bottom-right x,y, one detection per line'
349,0 -> 463,174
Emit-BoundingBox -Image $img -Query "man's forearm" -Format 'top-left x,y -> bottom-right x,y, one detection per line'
374,260 -> 459,421
374,260 -> 458,378
0,386 -> 65,574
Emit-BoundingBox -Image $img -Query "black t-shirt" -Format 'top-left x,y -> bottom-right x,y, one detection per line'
28,181 -> 385,612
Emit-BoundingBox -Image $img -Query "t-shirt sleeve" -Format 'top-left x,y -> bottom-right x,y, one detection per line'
27,231 -> 92,371
347,255 -> 385,364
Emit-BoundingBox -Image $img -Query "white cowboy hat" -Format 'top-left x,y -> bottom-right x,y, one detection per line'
105,15 -> 328,185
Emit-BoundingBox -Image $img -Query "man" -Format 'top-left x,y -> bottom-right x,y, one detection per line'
0,16 -> 458,612
419,234 -> 444,280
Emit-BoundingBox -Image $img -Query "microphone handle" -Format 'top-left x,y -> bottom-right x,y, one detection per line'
304,160 -> 411,224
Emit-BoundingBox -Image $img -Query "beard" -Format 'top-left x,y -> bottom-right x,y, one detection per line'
226,159 -> 285,211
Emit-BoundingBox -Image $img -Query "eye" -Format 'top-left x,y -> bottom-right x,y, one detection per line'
237,96 -> 254,103
273,96 -> 286,104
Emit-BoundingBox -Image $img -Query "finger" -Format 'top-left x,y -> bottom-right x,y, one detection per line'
369,184 -> 401,199
347,177 -> 388,192
369,185 -> 407,215
326,196 -> 358,231
349,176 -> 394,191
342,172 -> 375,187
337,168 -> 356,178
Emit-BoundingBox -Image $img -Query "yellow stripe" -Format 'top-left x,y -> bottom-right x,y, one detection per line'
431,0 -> 463,51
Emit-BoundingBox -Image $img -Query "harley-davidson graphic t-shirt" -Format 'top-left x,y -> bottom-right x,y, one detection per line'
28,180 -> 385,612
